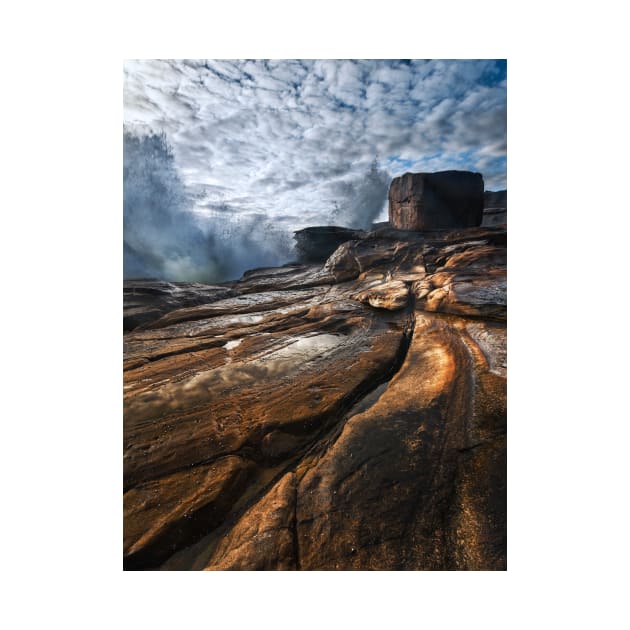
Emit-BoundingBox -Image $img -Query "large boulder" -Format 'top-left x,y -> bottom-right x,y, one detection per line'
388,170 -> 484,230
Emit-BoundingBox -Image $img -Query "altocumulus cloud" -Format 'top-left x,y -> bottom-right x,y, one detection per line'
123,59 -> 506,281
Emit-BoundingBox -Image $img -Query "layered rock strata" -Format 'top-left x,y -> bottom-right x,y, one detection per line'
124,223 -> 507,570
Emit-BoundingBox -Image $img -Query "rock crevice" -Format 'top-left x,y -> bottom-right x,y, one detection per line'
124,216 -> 507,571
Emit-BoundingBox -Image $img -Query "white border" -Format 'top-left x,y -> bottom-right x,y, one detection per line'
3,1 -> 628,628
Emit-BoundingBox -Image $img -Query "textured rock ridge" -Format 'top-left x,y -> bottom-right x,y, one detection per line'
388,170 -> 484,230
124,280 -> 236,332
124,222 -> 507,571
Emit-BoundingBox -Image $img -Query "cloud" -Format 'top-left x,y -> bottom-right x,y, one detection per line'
325,160 -> 391,229
124,59 -> 507,280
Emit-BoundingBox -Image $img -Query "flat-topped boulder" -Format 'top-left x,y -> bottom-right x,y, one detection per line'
388,170 -> 484,230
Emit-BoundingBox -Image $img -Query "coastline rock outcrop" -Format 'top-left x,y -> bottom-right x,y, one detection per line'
294,226 -> 366,263
388,170 -> 484,230
482,189 -> 507,227
124,219 -> 507,570
124,280 -> 236,332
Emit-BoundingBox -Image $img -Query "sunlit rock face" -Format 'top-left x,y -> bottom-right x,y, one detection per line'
123,222 -> 507,571
388,170 -> 484,230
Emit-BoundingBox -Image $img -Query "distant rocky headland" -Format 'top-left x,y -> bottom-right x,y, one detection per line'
123,170 -> 507,570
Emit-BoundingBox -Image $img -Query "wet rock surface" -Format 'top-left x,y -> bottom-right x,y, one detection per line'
124,280 -> 237,332
124,223 -> 507,570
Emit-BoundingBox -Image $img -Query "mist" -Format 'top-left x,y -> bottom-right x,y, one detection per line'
123,131 -> 294,283
328,160 -> 390,229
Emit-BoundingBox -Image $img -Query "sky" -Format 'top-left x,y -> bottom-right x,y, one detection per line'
123,59 -> 506,281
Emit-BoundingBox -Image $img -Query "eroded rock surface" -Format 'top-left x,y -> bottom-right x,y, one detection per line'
124,223 -> 507,570
388,170 -> 484,230
124,280 -> 237,332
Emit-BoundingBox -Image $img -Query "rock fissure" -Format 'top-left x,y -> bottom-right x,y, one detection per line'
294,311 -> 415,475
124,196 -> 506,570
292,476 -> 300,570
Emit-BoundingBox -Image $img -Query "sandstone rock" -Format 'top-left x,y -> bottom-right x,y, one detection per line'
414,240 -> 507,321
124,280 -> 236,332
354,280 -> 409,311
203,472 -> 298,571
124,223 -> 507,570
388,170 -> 484,230
124,278 -> 413,567
295,313 -> 505,570
123,455 -> 254,569
235,263 -> 336,294
323,239 -> 414,283
136,287 -> 330,331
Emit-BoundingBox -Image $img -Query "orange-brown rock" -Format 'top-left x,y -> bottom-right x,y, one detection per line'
414,241 -> 506,321
124,224 -> 507,570
354,279 -> 409,310
203,472 -> 298,571
124,455 -> 254,569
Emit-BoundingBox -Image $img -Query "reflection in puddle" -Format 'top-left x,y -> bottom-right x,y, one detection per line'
264,334 -> 342,362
